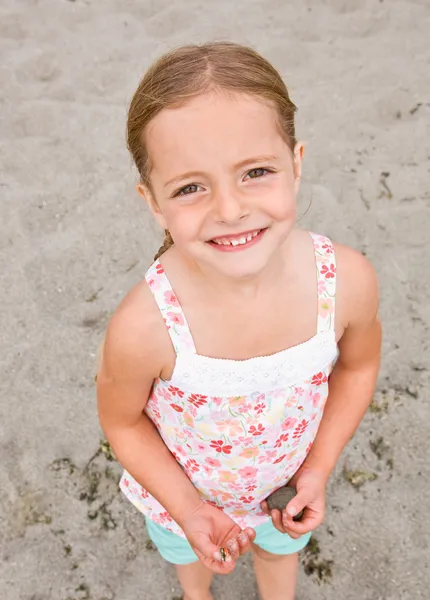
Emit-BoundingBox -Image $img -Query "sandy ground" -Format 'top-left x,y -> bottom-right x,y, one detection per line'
1,0 -> 430,598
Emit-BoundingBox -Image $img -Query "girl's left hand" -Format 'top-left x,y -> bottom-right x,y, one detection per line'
261,466 -> 327,539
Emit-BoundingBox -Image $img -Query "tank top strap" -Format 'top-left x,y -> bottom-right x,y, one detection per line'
309,232 -> 337,335
145,261 -> 197,355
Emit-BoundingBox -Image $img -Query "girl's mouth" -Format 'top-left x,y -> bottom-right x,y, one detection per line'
207,228 -> 267,252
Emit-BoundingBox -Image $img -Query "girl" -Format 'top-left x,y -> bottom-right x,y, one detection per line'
97,42 -> 381,600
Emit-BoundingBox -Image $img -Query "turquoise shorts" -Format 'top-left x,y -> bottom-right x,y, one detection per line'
145,517 -> 311,565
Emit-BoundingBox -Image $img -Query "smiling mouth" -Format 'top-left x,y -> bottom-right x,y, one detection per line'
207,228 -> 267,250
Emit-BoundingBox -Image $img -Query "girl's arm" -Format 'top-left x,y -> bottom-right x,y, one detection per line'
303,246 -> 381,479
97,282 -> 255,571
96,283 -> 204,526
268,246 -> 381,537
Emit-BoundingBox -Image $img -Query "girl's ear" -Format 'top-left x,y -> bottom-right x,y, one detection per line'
293,142 -> 305,193
137,184 -> 167,230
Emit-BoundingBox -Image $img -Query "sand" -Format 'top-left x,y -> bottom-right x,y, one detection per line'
1,0 -> 429,598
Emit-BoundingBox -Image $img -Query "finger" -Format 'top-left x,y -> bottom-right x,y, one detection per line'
261,500 -> 270,515
245,527 -> 256,542
195,551 -> 236,575
225,538 -> 240,560
282,511 -> 318,537
237,528 -> 256,555
285,493 -> 308,520
270,509 -> 286,534
193,537 -> 235,566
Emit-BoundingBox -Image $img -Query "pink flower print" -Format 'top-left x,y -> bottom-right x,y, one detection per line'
185,459 -> 200,474
293,419 -> 309,440
274,433 -> 289,448
164,290 -> 179,307
311,372 -> 328,386
189,394 -> 208,408
167,311 -> 185,326
254,403 -> 266,415
205,457 -> 222,468
141,488 -> 149,499
219,471 -> 238,483
229,396 -> 247,407
210,440 -> 233,454
149,275 -> 162,291
170,403 -> 183,413
273,454 -> 286,464
183,412 -> 194,427
258,450 -> 277,464
249,424 -> 265,436
155,263 -> 164,274
217,419 -> 243,436
235,436 -> 254,447
238,403 -> 253,414
211,396 -> 223,407
220,491 -> 234,502
317,280 -> 327,295
239,496 -> 254,504
151,407 -> 161,421
281,417 -> 297,431
239,446 -> 259,459
238,466 -> 258,479
202,465 -> 213,477
312,392 -> 322,409
173,444 -> 187,457
168,386 -> 184,398
158,387 -> 172,401
320,263 -> 336,279
123,478 -> 129,487
322,243 -> 334,254
158,511 -> 172,524
197,443 -> 206,453
294,387 -> 304,396
229,482 -> 243,491
247,484 -> 257,492
318,297 -> 334,319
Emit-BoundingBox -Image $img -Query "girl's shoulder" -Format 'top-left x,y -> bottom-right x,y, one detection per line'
330,237 -> 379,331
293,228 -> 379,331
104,278 -> 176,381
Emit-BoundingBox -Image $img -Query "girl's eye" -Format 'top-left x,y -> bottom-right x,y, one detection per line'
245,168 -> 271,180
174,184 -> 200,197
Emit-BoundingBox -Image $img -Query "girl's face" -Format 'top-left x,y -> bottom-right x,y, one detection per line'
141,91 -> 303,280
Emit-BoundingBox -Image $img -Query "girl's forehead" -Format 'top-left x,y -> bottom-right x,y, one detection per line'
146,92 -> 286,173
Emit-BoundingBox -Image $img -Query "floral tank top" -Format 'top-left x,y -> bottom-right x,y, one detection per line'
120,232 -> 338,537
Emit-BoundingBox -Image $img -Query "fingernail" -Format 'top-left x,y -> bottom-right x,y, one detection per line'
238,532 -> 248,544
214,551 -> 222,562
287,506 -> 297,517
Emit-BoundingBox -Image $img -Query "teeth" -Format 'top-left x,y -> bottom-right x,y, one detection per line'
212,229 -> 262,246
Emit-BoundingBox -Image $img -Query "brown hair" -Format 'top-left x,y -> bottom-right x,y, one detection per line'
126,42 -> 298,260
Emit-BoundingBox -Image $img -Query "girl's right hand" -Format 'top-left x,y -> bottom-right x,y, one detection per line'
179,502 -> 256,574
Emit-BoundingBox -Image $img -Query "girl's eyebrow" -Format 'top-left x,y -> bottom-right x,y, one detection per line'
165,171 -> 205,189
234,155 -> 278,170
164,155 -> 278,189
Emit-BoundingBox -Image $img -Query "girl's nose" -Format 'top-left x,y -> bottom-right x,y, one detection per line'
212,187 -> 249,224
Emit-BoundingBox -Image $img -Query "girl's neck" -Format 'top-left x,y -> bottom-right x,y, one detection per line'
182,248 -> 288,302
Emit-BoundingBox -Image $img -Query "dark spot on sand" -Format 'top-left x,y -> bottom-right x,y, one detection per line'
343,467 -> 378,489
410,103 -> 422,115
301,537 -> 333,583
369,436 -> 390,460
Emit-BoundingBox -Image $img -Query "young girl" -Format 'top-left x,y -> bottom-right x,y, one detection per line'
97,42 -> 381,600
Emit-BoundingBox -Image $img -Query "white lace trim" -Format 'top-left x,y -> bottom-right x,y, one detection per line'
164,331 -> 338,396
